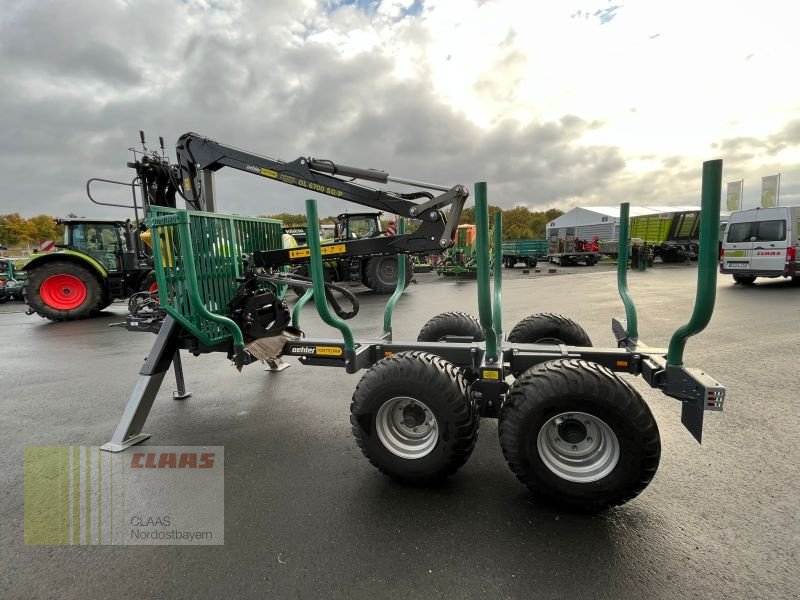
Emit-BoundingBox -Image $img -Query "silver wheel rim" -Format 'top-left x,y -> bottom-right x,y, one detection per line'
537,411 -> 620,483
376,397 -> 438,459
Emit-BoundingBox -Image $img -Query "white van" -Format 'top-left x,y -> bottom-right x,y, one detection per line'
720,206 -> 799,284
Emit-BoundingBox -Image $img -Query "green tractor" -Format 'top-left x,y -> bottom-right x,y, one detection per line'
22,218 -> 155,320
291,212 -> 413,295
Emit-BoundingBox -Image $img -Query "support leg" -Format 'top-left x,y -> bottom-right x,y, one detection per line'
101,316 -> 182,452
172,349 -> 192,400
264,357 -> 290,372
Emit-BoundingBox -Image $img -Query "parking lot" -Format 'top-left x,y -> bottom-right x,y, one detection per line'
1,265 -> 798,599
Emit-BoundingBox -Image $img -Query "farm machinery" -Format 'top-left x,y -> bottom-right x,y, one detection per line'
100,133 -> 725,512
436,224 -> 485,277
21,134 -> 181,320
0,256 -> 27,302
289,211 -> 413,295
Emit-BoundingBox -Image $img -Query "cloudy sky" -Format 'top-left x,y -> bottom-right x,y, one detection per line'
2,0 -> 799,219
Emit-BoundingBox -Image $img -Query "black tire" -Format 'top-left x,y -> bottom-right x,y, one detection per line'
291,265 -> 309,298
25,261 -> 105,321
363,255 -> 414,294
291,264 -> 337,297
733,275 -> 756,285
499,359 -> 661,511
507,313 -> 592,376
508,313 -> 591,346
0,295 -> 8,304
660,251 -> 684,263
527,258 -> 538,269
586,256 -> 597,266
417,311 -> 485,343
350,351 -> 479,483
142,271 -> 157,294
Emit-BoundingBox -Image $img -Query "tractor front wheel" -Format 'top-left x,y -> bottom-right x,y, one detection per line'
499,359 -> 661,511
350,351 -> 478,483
26,262 -> 105,321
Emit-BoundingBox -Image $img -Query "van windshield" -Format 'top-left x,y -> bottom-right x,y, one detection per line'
726,220 -> 786,243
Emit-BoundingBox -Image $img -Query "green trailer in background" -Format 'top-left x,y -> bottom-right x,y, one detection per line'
630,210 -> 700,263
501,239 -> 547,268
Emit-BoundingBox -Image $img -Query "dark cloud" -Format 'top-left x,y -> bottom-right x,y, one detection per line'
0,0 -> 712,221
716,120 -> 800,161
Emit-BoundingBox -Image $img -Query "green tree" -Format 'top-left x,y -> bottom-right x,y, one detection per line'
0,213 -> 31,246
27,215 -> 62,243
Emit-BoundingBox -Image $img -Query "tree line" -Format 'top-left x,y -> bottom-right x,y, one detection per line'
0,214 -> 64,249
1,203 -> 564,251
261,206 -> 564,240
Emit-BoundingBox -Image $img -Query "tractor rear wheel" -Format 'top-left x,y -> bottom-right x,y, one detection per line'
350,351 -> 478,483
363,256 -> 413,294
499,359 -> 661,511
26,261 -> 105,321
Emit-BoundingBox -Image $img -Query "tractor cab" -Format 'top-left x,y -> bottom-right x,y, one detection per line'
334,212 -> 384,241
59,218 -> 143,273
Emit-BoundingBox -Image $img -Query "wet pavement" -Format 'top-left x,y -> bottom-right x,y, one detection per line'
1,264 -> 798,599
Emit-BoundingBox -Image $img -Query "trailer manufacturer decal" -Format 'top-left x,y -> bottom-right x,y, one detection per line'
288,345 -> 343,356
292,346 -> 316,354
481,369 -> 500,380
316,346 -> 343,356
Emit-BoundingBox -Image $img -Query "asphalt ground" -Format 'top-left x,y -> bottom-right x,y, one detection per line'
1,263 -> 798,599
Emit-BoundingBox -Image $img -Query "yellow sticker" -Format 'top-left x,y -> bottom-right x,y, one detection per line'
321,244 -> 346,256
482,369 -> 500,380
183,178 -> 192,191
288,244 -> 346,260
260,168 -> 278,178
316,346 -> 343,356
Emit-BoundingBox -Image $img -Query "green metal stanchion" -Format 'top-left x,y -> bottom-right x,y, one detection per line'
616,202 -> 639,340
492,211 -> 503,341
475,182 -> 497,361
305,199 -> 355,352
667,159 -> 722,366
383,218 -> 407,338
291,287 -> 313,329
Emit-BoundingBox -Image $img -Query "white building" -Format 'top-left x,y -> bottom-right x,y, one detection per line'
545,205 -> 700,242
